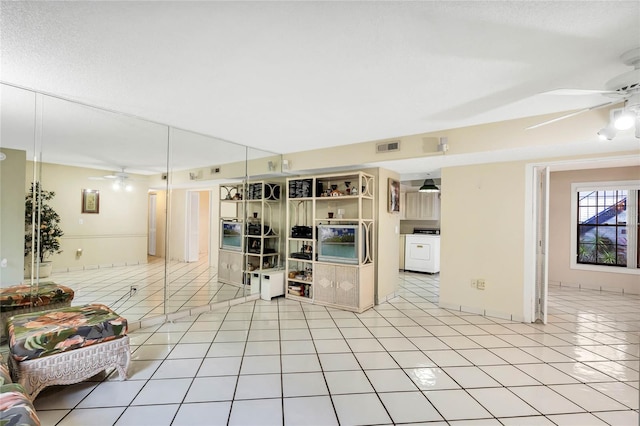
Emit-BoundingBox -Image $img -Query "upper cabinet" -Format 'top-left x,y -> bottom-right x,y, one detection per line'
403,192 -> 440,220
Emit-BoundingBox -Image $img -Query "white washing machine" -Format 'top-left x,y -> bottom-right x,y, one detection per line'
404,231 -> 440,273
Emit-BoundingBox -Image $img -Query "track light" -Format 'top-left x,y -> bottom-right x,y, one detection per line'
419,179 -> 439,193
614,110 -> 636,130
597,126 -> 617,141
598,107 -> 639,140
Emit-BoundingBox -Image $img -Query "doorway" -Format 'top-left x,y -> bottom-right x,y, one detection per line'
186,190 -> 211,263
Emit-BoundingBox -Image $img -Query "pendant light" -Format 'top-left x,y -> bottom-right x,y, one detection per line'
419,179 -> 439,193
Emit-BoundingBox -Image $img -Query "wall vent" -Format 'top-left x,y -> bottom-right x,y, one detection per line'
376,140 -> 401,153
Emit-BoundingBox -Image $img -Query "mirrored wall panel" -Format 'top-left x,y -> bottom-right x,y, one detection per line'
0,82 -> 282,323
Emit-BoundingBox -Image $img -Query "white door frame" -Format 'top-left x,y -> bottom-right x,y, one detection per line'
533,165 -> 549,324
524,154 -> 638,323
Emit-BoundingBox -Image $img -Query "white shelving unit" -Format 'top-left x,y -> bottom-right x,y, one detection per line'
285,171 -> 375,313
218,181 -> 283,288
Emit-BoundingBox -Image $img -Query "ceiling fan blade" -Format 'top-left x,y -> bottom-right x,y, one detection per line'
542,89 -> 619,96
525,101 -> 614,130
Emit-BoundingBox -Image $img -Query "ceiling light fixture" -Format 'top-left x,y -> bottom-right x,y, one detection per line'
597,126 -> 617,141
419,179 -> 439,193
614,109 -> 636,130
598,104 -> 640,141
112,178 -> 132,192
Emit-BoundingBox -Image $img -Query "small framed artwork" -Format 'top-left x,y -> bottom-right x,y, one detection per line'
82,189 -> 100,214
388,178 -> 400,213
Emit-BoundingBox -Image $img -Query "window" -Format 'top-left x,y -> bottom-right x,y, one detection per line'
572,182 -> 639,272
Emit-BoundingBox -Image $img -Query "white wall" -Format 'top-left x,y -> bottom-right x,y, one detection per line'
24,162 -> 149,271
0,148 -> 27,286
549,166 -> 640,294
440,161 -> 527,321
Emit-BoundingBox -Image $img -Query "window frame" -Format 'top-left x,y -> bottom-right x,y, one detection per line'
570,180 -> 639,275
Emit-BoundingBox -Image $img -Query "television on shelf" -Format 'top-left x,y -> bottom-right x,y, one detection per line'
221,221 -> 242,251
317,224 -> 360,264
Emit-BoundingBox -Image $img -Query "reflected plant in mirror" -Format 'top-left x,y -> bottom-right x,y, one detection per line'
25,182 -> 64,263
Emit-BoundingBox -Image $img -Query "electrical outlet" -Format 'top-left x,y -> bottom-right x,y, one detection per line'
477,279 -> 486,290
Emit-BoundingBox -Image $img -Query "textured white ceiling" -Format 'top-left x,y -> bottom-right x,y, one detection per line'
1,1 -> 639,177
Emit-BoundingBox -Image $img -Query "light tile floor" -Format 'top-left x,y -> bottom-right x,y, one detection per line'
8,272 -> 640,425
48,256 -> 246,322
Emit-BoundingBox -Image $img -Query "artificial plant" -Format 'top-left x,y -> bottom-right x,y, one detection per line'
25,182 -> 64,263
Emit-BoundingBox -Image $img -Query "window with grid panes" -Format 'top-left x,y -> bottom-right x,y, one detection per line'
577,190 -> 628,266
574,183 -> 639,270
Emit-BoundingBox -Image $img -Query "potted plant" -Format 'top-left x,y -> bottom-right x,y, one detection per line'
24,182 -> 64,278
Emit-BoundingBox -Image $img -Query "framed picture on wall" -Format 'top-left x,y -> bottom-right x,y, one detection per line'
82,189 -> 100,214
388,178 -> 400,213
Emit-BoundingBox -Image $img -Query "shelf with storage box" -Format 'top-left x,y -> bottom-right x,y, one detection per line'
218,180 -> 283,287
285,171 -> 375,313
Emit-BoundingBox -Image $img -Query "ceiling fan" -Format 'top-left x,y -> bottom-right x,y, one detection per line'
526,46 -> 640,140
89,167 -> 135,191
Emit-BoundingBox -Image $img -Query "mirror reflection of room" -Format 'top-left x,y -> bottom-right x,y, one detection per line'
0,83 -> 284,324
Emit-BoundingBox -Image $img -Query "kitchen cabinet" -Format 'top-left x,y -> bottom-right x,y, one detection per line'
404,192 -> 440,220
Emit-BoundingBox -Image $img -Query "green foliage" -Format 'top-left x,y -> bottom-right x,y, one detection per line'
600,251 -> 616,264
25,182 -> 64,262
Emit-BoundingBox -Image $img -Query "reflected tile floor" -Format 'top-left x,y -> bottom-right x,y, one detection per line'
6,272 -> 640,425
47,256 -> 245,322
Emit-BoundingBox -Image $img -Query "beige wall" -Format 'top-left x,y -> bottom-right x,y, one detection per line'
198,190 -> 210,256
149,190 -> 167,258
25,162 -> 149,271
168,189 -> 187,262
549,166 -> 640,294
373,168 -> 401,303
209,184 -> 222,266
440,161 -> 527,321
284,107 -> 620,173
0,148 -> 27,286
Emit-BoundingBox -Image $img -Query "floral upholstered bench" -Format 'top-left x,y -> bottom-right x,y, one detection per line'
7,303 -> 130,400
0,357 -> 40,425
1,282 -> 75,342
